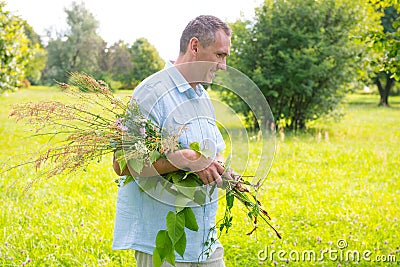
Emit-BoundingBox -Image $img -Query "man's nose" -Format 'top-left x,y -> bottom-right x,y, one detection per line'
217,59 -> 227,71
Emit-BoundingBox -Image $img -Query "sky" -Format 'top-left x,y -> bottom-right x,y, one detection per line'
4,0 -> 263,61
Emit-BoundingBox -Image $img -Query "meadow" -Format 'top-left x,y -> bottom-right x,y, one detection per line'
1,87 -> 399,266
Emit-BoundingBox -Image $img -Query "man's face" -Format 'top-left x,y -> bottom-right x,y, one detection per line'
196,29 -> 231,83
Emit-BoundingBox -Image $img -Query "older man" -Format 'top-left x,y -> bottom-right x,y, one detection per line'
112,15 -> 232,267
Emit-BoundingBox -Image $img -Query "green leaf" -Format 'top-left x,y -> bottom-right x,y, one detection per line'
152,247 -> 163,267
226,191 -> 235,209
155,230 -> 173,259
174,231 -> 187,258
175,178 -> 198,199
149,150 -> 161,163
175,195 -> 193,212
181,172 -> 203,186
189,142 -> 201,152
209,183 -> 217,199
170,171 -> 185,184
123,175 -> 135,186
193,188 -> 207,206
115,150 -> 127,172
165,249 -> 176,266
166,211 -> 185,245
138,176 -> 159,191
182,207 -> 199,231
189,172 -> 203,185
127,158 -> 144,174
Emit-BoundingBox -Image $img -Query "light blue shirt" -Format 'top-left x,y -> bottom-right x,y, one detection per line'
112,61 -> 226,262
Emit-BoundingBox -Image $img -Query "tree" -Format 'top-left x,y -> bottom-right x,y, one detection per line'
42,1 -> 106,84
98,38 -> 164,90
105,40 -> 133,89
129,38 -> 164,86
22,21 -> 47,85
362,1 -> 399,106
0,2 -> 30,94
371,0 -> 400,80
219,0 -> 362,131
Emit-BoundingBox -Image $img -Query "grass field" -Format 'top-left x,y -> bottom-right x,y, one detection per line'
1,87 -> 399,266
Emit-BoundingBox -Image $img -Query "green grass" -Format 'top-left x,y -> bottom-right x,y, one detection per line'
1,87 -> 399,266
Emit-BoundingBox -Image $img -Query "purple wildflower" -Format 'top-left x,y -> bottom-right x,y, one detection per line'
139,127 -> 147,138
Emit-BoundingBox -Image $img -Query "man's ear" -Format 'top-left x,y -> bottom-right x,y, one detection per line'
189,37 -> 200,55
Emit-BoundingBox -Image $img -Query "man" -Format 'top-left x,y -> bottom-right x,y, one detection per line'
112,15 -> 232,266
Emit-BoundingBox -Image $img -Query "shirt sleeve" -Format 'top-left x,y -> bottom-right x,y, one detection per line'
132,83 -> 163,126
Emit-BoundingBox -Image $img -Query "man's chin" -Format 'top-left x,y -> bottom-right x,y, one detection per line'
203,77 -> 214,85
206,72 -> 216,84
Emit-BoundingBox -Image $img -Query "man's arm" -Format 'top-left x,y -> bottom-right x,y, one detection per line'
113,149 -> 225,186
113,150 -> 181,177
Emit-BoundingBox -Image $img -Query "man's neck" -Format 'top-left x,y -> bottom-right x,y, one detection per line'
173,55 -> 198,89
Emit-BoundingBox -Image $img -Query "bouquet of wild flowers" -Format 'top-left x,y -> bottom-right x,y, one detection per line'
7,73 -> 179,185
6,72 -> 281,267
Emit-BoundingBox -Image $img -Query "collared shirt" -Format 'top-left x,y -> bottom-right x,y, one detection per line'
112,61 -> 225,262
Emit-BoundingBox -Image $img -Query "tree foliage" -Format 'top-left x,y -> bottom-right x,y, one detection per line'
220,0 -> 362,131
129,37 -> 164,87
368,0 -> 400,80
103,38 -> 164,89
42,1 -> 106,84
0,2 -> 30,94
361,0 -> 399,106
40,2 -> 163,89
22,21 -> 47,85
103,40 -> 133,89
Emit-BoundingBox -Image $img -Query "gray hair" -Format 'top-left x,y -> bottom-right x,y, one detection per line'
179,15 -> 232,54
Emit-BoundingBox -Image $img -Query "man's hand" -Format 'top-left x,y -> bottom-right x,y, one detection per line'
163,149 -> 225,185
221,168 -> 240,181
179,150 -> 225,187
194,158 -> 225,187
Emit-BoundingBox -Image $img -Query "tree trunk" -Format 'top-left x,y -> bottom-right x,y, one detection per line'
375,73 -> 395,107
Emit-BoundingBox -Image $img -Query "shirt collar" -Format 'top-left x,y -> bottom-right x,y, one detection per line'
165,61 -> 204,97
